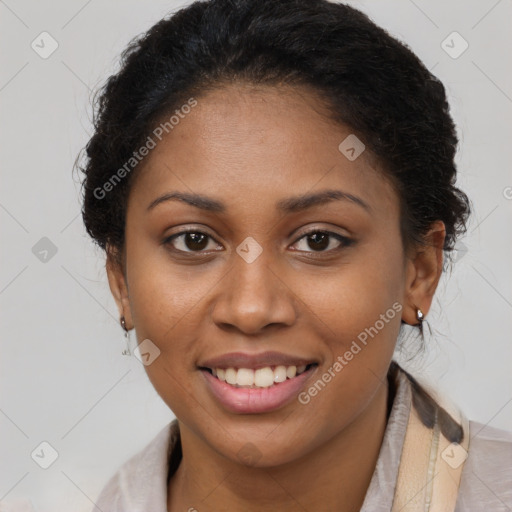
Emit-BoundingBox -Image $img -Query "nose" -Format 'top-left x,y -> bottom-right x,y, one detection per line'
211,248 -> 297,335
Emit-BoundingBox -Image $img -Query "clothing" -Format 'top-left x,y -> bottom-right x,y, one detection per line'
92,365 -> 512,511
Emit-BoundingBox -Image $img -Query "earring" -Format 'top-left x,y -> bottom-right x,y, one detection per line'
120,316 -> 132,356
416,308 -> 424,324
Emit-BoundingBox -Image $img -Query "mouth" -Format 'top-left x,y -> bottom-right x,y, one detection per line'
198,361 -> 319,414
199,363 -> 318,389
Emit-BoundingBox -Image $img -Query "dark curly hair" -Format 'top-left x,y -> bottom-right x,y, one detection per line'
77,0 -> 471,285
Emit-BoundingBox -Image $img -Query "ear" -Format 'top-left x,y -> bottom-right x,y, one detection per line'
106,244 -> 134,329
402,220 -> 446,325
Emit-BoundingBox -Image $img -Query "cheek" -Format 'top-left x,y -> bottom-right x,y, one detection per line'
294,240 -> 404,347
125,241 -> 205,359
291,260 -> 403,442
125,252 -> 203,411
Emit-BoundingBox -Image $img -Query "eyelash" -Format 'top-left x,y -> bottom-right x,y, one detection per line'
163,227 -> 354,255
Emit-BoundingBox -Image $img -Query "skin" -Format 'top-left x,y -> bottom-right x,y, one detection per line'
106,83 -> 445,512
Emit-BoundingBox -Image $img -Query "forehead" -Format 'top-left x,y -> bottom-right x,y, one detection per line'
128,83 -> 399,219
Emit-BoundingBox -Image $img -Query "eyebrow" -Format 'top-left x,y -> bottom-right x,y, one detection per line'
146,189 -> 371,214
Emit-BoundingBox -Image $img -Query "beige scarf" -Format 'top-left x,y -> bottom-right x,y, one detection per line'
391,379 -> 470,512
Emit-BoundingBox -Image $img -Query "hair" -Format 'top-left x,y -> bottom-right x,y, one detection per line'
77,0 -> 472,342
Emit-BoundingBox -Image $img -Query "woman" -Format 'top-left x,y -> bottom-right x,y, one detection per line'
79,0 -> 512,510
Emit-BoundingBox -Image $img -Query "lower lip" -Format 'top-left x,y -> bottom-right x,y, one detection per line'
200,366 -> 317,414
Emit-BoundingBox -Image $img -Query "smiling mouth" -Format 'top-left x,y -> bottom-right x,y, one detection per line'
200,363 -> 318,389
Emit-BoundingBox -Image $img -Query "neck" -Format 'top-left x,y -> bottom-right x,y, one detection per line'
168,379 -> 390,512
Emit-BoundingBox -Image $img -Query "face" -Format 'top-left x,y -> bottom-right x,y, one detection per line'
107,83 -> 440,467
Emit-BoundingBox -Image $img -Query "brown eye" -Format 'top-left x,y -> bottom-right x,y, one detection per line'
293,230 -> 354,253
164,230 -> 219,253
306,232 -> 329,251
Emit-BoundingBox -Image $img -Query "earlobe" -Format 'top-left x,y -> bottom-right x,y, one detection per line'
106,245 -> 134,329
402,221 -> 446,326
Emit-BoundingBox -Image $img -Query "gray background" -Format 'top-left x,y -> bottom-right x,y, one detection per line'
1,0 -> 511,510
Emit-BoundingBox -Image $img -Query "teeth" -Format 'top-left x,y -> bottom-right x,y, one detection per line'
236,368 -> 255,386
211,364 -> 312,388
286,366 -> 296,379
225,368 -> 237,385
255,367 -> 274,387
274,365 -> 287,383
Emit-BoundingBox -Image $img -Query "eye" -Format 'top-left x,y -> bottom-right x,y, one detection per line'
163,229 -> 221,253
291,229 -> 354,253
163,227 -> 354,255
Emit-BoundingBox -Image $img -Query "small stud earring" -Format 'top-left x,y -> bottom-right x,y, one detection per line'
416,308 -> 424,323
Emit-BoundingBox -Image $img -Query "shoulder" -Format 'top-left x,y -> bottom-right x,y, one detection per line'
91,421 -> 176,512
456,421 -> 512,511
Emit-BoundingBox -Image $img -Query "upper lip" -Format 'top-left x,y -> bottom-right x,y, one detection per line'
199,351 -> 318,370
